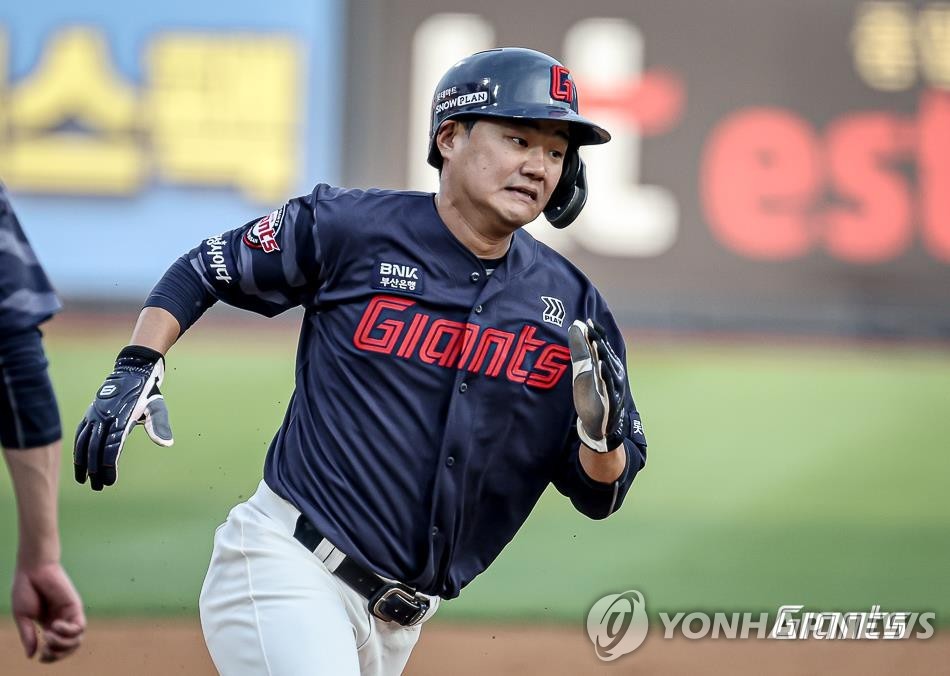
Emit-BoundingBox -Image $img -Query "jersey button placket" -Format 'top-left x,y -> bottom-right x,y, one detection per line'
458,382 -> 468,393
446,456 -> 455,467
474,304 -> 483,314
470,271 -> 481,283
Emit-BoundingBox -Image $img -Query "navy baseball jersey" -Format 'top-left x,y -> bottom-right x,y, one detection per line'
0,186 -> 61,338
148,184 -> 647,598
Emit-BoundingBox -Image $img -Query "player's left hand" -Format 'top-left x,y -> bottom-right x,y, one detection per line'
568,319 -> 629,453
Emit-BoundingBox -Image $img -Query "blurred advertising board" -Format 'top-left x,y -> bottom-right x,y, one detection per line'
344,1 -> 950,337
0,1 -> 343,299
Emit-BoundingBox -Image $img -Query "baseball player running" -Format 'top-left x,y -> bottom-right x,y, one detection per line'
74,48 -> 647,675
1,184 -> 86,663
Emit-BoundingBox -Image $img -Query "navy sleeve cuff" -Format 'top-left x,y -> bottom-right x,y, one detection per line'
554,438 -> 645,520
144,255 -> 217,333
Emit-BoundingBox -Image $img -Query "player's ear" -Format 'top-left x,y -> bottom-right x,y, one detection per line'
435,120 -> 465,164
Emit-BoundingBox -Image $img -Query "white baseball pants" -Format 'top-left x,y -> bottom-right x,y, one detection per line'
199,481 -> 439,675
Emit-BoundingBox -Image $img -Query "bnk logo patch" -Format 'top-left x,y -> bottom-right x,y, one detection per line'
373,260 -> 424,295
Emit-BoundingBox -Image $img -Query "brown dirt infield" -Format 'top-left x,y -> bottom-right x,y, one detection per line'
0,619 -> 946,675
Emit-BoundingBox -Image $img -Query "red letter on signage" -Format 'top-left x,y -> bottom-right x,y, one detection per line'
702,108 -> 821,259
919,90 -> 950,262
823,113 -> 912,263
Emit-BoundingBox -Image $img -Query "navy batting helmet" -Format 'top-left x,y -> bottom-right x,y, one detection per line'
427,48 -> 611,228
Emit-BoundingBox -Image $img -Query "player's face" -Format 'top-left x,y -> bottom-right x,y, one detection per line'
447,118 -> 570,229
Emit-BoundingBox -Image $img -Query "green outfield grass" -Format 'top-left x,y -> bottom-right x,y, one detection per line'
2,321 -> 948,624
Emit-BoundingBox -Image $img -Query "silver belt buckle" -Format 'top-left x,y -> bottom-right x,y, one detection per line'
371,586 -> 427,626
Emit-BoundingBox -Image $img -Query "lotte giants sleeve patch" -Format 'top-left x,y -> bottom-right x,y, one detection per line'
243,207 -> 285,253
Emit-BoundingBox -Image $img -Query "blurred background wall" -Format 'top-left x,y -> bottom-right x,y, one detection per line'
1,0 -> 949,333
344,0 -> 950,338
0,0 -> 344,298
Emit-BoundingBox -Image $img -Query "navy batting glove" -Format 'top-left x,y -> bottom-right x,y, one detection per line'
74,345 -> 173,491
568,319 -> 628,453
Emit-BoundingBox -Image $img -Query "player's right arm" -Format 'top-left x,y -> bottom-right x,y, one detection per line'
74,191 -> 325,490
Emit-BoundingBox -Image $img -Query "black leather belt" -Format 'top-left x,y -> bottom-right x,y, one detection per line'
293,514 -> 430,627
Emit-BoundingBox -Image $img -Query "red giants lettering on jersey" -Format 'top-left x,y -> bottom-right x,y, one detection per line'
352,295 -> 571,390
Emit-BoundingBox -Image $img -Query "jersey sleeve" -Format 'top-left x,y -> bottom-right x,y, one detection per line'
552,304 -> 647,519
143,254 -> 219,333
181,192 -> 323,317
0,187 -> 62,338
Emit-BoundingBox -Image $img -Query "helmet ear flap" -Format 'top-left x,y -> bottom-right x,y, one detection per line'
544,151 -> 587,229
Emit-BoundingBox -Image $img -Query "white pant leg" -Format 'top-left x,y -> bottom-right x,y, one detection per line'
337,583 -> 433,676
199,481 -> 438,676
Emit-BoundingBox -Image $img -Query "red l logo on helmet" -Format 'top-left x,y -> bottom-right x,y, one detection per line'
550,65 -> 574,103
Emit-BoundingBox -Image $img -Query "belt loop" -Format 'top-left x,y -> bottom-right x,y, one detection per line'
323,548 -> 346,572
314,538 -> 335,563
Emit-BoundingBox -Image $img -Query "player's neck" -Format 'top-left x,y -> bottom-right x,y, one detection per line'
434,192 -> 513,259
